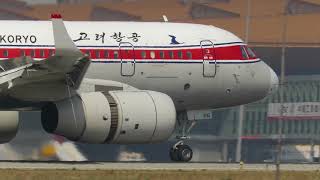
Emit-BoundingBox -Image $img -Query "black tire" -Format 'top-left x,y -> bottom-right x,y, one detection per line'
177,144 -> 193,162
169,147 -> 179,161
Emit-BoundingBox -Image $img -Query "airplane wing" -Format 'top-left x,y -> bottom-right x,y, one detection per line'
45,14 -> 89,89
0,57 -> 33,86
0,14 -> 90,103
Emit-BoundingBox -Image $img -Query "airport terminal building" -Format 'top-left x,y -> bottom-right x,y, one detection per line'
2,0 -> 320,162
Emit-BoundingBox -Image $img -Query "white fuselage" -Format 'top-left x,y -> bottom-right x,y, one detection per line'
0,21 -> 278,110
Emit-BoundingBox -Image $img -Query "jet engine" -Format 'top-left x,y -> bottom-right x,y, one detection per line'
41,91 -> 176,144
0,111 -> 19,143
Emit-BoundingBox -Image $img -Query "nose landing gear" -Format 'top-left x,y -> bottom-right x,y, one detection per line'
169,110 -> 212,162
170,112 -> 199,162
170,141 -> 193,162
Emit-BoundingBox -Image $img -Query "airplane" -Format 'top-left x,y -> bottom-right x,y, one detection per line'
0,14 -> 278,162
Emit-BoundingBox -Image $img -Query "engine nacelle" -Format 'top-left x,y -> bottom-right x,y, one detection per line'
41,91 -> 176,144
0,111 -> 19,143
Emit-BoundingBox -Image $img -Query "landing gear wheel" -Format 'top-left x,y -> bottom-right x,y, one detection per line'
169,147 -> 179,161
177,145 -> 193,162
170,111 -> 199,162
169,144 -> 193,162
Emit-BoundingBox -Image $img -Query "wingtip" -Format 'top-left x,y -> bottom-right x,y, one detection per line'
51,13 -> 62,19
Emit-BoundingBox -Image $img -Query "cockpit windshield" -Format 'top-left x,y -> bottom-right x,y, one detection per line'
240,46 -> 249,59
245,46 -> 257,58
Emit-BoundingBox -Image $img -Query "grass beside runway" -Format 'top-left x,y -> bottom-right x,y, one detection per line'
0,170 -> 320,180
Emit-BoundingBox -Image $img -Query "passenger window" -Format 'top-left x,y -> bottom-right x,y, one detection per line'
178,51 -> 183,59
246,47 -> 256,58
20,50 -> 25,57
240,46 -> 249,59
114,51 -> 119,59
150,51 -> 155,59
169,51 -> 174,59
30,50 -> 35,57
141,51 -> 146,59
104,50 -> 108,58
95,50 -> 100,58
186,51 -> 192,59
40,50 -> 45,58
159,51 -> 165,59
3,50 -> 8,57
84,50 -> 90,57
49,49 -> 54,56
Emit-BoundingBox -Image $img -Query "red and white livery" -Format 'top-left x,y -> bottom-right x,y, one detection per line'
0,15 -> 278,162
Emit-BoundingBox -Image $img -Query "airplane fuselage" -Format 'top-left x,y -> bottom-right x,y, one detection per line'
0,21 -> 278,110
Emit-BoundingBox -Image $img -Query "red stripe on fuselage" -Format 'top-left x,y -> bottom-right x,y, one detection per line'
0,45 -> 257,60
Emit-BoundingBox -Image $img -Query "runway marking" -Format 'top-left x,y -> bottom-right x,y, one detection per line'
0,162 -> 319,171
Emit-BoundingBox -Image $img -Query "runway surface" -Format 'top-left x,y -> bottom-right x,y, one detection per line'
0,162 -> 320,171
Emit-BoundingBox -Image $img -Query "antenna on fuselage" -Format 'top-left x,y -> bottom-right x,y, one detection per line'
162,15 -> 169,22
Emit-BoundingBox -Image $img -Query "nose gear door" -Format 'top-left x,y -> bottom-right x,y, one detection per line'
201,40 -> 216,77
119,42 -> 135,76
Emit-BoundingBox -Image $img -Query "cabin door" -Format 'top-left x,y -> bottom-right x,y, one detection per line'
201,40 -> 216,77
119,42 -> 135,76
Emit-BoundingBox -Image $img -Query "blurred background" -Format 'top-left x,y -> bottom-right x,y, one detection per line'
1,0 -> 320,163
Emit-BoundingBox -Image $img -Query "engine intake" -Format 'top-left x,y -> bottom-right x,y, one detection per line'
41,91 -> 176,144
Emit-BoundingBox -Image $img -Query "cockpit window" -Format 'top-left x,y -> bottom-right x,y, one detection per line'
245,47 -> 256,58
240,46 -> 249,59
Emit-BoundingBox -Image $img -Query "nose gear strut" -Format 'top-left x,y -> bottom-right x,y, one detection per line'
169,111 -> 200,162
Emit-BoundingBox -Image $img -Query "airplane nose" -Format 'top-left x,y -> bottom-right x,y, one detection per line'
269,67 -> 279,94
